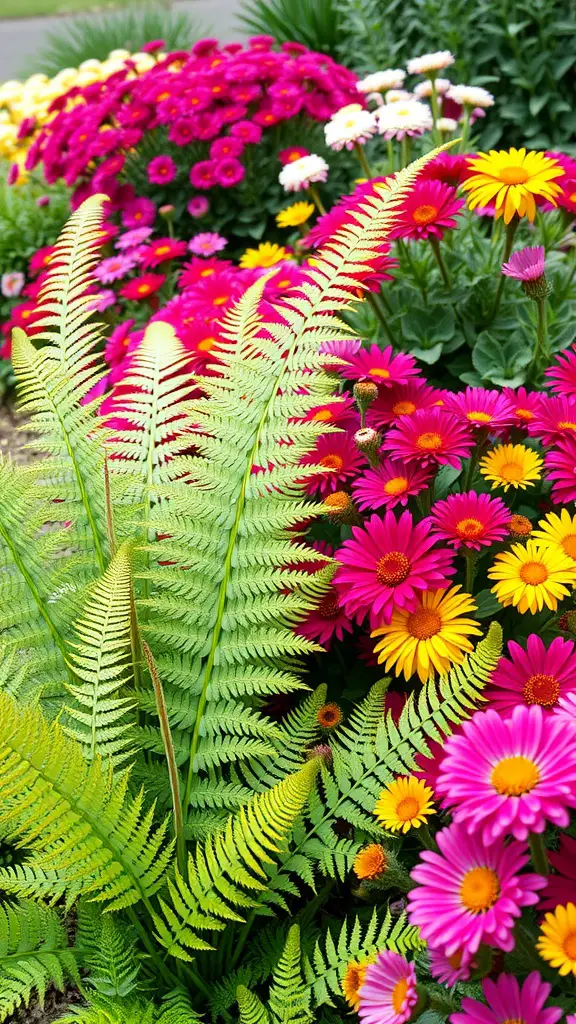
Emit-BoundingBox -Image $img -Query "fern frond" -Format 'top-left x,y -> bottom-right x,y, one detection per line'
0,691 -> 172,911
64,541 -> 135,766
268,925 -> 312,1024
153,759 -> 320,961
237,986 -> 270,1024
0,898 -> 78,1021
76,903 -> 141,1000
238,686 -> 328,793
57,1001 -> 156,1024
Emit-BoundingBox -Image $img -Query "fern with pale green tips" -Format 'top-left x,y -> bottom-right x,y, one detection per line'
0,899 -> 79,1019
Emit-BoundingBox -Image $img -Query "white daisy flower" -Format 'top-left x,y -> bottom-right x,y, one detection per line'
438,117 -> 459,133
375,99 -> 433,140
279,154 -> 329,193
447,84 -> 495,108
413,78 -> 452,99
324,106 -> 377,150
407,50 -> 455,75
356,69 -> 406,93
385,89 -> 413,104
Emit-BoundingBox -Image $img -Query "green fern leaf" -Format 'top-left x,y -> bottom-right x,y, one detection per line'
0,898 -> 78,1021
76,903 -> 140,1000
268,925 -> 312,1024
237,986 -> 270,1024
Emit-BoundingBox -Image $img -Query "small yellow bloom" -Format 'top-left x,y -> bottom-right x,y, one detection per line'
532,508 -> 576,564
239,242 -> 289,269
353,843 -> 388,880
537,902 -> 576,976
479,443 -> 542,492
342,960 -> 369,1010
276,201 -> 315,228
488,539 -> 576,614
374,776 -> 434,833
462,147 -> 564,223
372,586 -> 481,683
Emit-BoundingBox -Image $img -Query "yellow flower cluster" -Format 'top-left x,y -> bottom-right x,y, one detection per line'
0,49 -> 159,180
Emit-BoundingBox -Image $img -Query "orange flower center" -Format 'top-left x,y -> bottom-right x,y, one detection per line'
213,295 -> 229,306
413,203 -> 438,225
395,796 -> 419,821
407,607 -> 442,640
499,165 -> 530,185
448,950 -> 464,969
354,844 -> 388,880
137,284 -> 151,295
563,933 -> 576,960
198,337 -> 216,352
200,269 -> 215,277
393,400 -> 416,416
520,560 -> 548,585
318,594 -> 341,619
384,476 -> 409,496
562,534 -> 576,558
557,420 -> 576,430
155,245 -> 171,255
491,755 -> 540,795
515,407 -> 534,421
391,977 -> 409,1013
376,551 -> 411,586
320,454 -> 344,471
460,866 -> 500,912
416,431 -> 442,451
368,367 -> 390,379
523,673 -> 560,708
456,517 -> 484,539
499,461 -> 524,482
312,409 -> 334,421
466,410 -> 492,423
324,491 -> 350,512
509,514 -> 532,536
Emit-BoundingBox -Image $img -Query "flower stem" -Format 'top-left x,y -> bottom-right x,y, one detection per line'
366,290 -> 397,346
459,105 -> 472,152
429,75 -> 442,146
429,235 -> 451,288
464,550 -> 476,594
488,216 -> 519,323
400,134 -> 412,169
527,297 -> 549,384
354,142 -> 373,179
307,184 -> 326,215
386,138 -> 395,172
529,832 -> 549,875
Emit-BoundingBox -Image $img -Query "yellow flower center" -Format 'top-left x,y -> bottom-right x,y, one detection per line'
466,410 -> 492,422
562,534 -> 576,558
391,977 -> 409,1013
499,165 -> 530,185
407,607 -> 442,640
213,295 -> 229,306
523,673 -> 560,708
324,492 -> 349,512
313,409 -> 333,421
155,245 -> 171,255
491,755 -> 540,795
137,284 -> 151,295
499,461 -> 524,482
413,203 -> 438,225
520,560 -> 548,585
368,367 -> 390,379
393,400 -> 416,415
456,517 -> 484,539
570,192 -> 576,203
376,551 -> 411,586
502,1019 -> 525,1024
384,476 -> 409,496
395,796 -> 420,821
515,407 -> 534,420
563,933 -> 576,960
460,866 -> 500,912
197,337 -> 216,352
557,420 -> 576,430
416,431 -> 442,451
200,268 -> 215,277
320,454 -> 344,471
447,950 -> 464,969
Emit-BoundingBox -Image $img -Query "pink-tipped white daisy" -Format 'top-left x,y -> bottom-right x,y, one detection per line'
428,491 -> 511,550
358,951 -> 418,1024
352,460 -> 433,511
485,634 -> 576,715
338,344 -> 418,386
437,704 -> 576,843
408,822 -> 545,955
450,972 -> 563,1024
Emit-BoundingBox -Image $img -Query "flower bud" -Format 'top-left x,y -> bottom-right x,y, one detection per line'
353,379 -> 378,413
522,275 -> 552,301
322,490 -> 360,524
354,426 -> 382,465
507,514 -> 532,540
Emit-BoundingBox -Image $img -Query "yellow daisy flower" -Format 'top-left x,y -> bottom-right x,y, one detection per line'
353,843 -> 388,880
239,242 -> 289,269
488,540 -> 576,614
462,147 -> 564,223
276,201 -> 315,228
479,443 -> 543,492
372,586 -> 481,683
537,902 -> 576,976
374,776 -> 435,833
532,508 -> 576,564
342,960 -> 369,1010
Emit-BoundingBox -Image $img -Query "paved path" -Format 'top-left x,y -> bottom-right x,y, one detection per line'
0,0 -> 244,80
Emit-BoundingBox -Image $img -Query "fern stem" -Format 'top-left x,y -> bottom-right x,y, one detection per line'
126,907 -> 178,988
366,291 -> 396,347
142,639 -> 185,871
103,456 -> 117,556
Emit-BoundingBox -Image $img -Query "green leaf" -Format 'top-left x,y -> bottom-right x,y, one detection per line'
474,589 -> 503,619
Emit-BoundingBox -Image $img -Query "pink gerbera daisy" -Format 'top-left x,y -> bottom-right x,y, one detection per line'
527,394 -> 576,445
502,245 -> 546,282
437,704 -> 576,843
546,343 -> 576,396
428,491 -> 511,550
188,232 -> 227,256
338,344 -> 418,386
93,253 -> 138,284
301,394 -> 357,429
408,822 -> 545,955
389,179 -> 464,241
485,635 -> 576,715
300,433 -> 366,495
141,238 -> 188,269
297,586 -> 353,648
381,408 -> 474,469
352,460 -> 432,511
358,951 -> 418,1024
544,435 -> 576,503
540,835 -> 576,912
443,387 -> 515,435
428,946 -> 474,987
450,972 -> 563,1024
501,386 -> 542,428
367,380 -> 440,428
334,510 -> 455,625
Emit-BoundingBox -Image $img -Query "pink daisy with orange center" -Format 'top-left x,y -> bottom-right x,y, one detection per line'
301,393 -> 357,428
352,459 -> 433,512
546,343 -> 576,396
367,380 -> 440,428
358,951 -> 418,1024
428,946 -> 474,987
443,386 -> 515,435
389,179 -> 464,241
451,972 -> 563,1024
527,394 -> 576,445
334,510 -> 455,625
300,433 -> 367,496
381,407 -> 474,469
338,343 -> 419,386
437,704 -> 576,843
485,634 -> 576,715
408,822 -> 544,955
544,435 -> 576,504
297,585 -> 353,648
428,491 -> 511,550
501,385 -> 543,428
